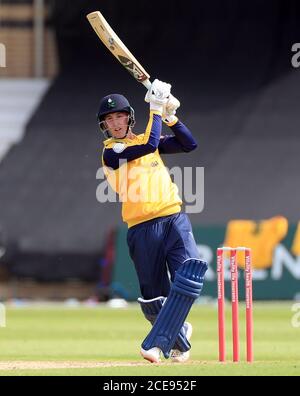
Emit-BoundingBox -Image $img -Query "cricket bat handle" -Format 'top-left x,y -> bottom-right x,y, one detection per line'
142,79 -> 152,90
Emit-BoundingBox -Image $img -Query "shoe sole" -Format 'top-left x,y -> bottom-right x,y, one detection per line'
171,352 -> 190,363
140,350 -> 161,364
170,322 -> 193,363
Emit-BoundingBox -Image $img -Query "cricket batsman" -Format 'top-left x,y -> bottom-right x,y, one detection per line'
98,79 -> 208,363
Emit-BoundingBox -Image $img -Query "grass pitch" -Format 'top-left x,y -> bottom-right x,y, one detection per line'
0,302 -> 299,376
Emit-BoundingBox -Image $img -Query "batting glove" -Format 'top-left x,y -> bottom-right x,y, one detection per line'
145,79 -> 171,113
162,95 -> 180,124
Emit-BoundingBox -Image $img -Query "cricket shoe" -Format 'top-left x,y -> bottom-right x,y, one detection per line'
140,347 -> 162,364
170,322 -> 193,363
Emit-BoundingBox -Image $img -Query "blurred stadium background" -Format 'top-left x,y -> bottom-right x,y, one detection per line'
0,0 -> 300,303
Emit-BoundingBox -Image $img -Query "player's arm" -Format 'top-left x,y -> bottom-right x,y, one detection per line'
158,117 -> 198,154
158,95 -> 197,154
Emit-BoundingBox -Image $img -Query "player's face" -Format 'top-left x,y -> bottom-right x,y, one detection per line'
104,112 -> 129,138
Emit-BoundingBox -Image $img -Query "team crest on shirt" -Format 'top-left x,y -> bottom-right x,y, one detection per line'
113,143 -> 126,153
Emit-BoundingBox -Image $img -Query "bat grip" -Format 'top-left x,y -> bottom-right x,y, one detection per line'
142,79 -> 152,90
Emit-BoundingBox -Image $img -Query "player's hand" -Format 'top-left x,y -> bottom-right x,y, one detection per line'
162,95 -> 180,124
145,79 -> 171,113
166,95 -> 180,114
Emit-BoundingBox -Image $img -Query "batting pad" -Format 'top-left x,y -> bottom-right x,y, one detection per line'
141,259 -> 208,358
138,296 -> 166,325
138,296 -> 191,352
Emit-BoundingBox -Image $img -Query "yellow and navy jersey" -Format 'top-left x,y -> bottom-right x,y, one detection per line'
102,111 -> 197,228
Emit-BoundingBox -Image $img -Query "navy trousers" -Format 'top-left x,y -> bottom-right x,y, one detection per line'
127,213 -> 201,299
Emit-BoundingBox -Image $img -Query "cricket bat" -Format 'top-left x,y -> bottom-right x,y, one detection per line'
86,11 -> 180,111
87,11 -> 152,90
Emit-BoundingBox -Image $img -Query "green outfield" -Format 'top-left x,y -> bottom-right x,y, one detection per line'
0,302 -> 299,376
